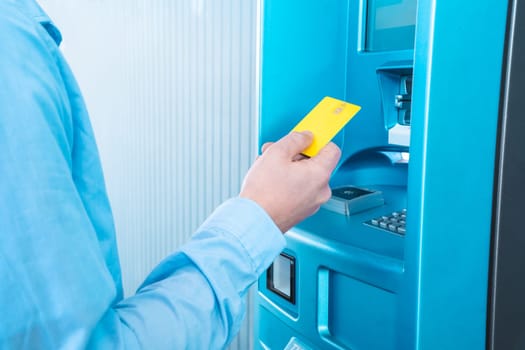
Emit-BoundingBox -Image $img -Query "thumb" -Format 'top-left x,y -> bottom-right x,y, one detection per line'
273,131 -> 313,159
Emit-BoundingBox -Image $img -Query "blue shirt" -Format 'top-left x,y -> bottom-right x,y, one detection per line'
0,1 -> 285,348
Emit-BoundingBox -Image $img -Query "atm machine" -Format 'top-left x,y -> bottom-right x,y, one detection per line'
256,0 -> 524,349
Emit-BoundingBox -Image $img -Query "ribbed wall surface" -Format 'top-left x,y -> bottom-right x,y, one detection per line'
39,1 -> 259,348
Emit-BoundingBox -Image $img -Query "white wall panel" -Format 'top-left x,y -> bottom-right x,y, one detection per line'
39,1 -> 259,348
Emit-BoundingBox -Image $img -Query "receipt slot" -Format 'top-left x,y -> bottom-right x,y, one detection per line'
257,0 -> 514,349
267,253 -> 296,304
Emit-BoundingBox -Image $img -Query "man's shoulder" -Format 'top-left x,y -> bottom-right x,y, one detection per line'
0,1 -> 57,60
0,1 -> 71,149
0,1 -> 34,32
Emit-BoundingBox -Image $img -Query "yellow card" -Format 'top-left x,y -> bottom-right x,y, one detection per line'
291,96 -> 361,157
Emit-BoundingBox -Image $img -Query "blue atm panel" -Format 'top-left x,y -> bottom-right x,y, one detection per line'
257,0 -> 510,349
258,1 -> 413,349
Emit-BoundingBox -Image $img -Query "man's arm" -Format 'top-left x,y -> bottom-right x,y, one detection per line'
88,130 -> 340,349
87,196 -> 286,349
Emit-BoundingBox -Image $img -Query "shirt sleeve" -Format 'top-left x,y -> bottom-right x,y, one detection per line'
0,2 -> 285,349
93,198 -> 285,349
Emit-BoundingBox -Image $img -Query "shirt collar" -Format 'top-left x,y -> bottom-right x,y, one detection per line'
17,0 -> 62,46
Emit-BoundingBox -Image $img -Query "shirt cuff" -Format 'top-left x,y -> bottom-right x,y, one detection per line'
195,197 -> 286,276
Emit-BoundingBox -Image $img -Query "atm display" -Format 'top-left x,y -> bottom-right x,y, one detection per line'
365,0 -> 417,52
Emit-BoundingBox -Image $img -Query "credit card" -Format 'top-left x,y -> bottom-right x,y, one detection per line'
291,96 -> 361,157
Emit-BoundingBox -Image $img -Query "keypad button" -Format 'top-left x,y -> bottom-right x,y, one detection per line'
364,209 -> 407,235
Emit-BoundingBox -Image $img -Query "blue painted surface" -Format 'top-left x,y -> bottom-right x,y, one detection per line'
259,0 -> 350,152
402,0 -> 509,349
257,0 -> 509,349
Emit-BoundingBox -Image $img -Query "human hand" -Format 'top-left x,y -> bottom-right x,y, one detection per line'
240,131 -> 341,232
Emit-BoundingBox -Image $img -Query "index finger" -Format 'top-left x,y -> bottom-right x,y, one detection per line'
271,131 -> 313,160
310,142 -> 341,173
261,142 -> 274,154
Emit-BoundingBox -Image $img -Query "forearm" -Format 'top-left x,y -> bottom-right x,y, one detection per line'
90,198 -> 285,349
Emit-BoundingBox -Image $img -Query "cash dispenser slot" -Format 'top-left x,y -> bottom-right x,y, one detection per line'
395,76 -> 412,126
377,62 -> 414,146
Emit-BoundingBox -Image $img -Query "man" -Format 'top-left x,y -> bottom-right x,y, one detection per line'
0,0 -> 341,348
